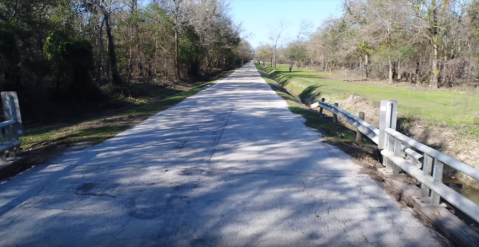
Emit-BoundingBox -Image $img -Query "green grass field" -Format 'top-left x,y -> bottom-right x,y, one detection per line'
261,64 -> 479,138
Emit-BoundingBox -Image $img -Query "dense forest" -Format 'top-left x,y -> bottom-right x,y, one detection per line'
256,0 -> 479,89
0,0 -> 252,122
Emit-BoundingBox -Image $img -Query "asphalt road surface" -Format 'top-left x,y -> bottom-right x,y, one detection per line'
0,63 -> 447,246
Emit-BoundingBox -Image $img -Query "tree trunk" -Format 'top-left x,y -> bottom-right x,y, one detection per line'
415,60 -> 420,85
174,27 -> 180,82
388,59 -> 393,84
154,39 -> 158,75
96,17 -> 105,85
173,1 -> 181,82
127,47 -> 133,84
430,0 -> 439,88
104,14 -> 122,85
322,56 -> 326,72
127,0 -> 138,84
365,53 -> 369,79
397,61 -> 402,81
431,43 -> 439,88
273,49 -> 276,69
106,38 -> 110,80
441,55 -> 447,86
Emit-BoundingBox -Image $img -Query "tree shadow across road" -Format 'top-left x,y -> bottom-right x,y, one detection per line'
0,66 -> 446,247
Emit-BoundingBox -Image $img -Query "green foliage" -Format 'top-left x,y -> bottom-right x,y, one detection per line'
284,43 -> 307,63
0,0 -> 249,126
44,31 -> 98,99
358,41 -> 374,55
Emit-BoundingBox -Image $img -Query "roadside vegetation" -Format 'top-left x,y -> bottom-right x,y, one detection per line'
255,0 -> 479,189
0,0 -> 253,163
257,62 -> 479,194
257,0 -> 479,90
264,64 -> 479,138
0,0 -> 252,132
21,70 -> 234,150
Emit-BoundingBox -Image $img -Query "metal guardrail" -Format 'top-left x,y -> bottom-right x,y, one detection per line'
311,99 -> 479,224
0,92 -> 22,163
311,101 -> 379,143
385,128 -> 479,181
311,101 -> 423,165
383,128 -> 479,223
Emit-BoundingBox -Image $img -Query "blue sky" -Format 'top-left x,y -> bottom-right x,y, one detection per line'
229,0 -> 344,48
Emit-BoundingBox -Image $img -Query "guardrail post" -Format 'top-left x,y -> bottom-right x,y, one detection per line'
333,103 -> 338,125
356,112 -> 365,143
319,98 -> 325,115
1,92 -> 23,137
421,154 -> 433,198
391,136 -> 401,175
0,127 -> 4,163
378,100 -> 397,149
431,159 -> 444,206
382,133 -> 400,175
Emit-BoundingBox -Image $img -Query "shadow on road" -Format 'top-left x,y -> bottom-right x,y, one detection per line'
0,65 -> 445,246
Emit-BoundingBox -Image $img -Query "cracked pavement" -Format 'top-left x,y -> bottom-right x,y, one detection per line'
0,63 -> 447,246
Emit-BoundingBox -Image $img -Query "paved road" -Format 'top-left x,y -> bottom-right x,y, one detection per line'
0,63 -> 446,246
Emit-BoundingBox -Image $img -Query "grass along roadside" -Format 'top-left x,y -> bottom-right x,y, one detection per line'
255,63 -> 381,170
262,64 -> 479,138
20,69 -> 235,151
263,62 -> 479,195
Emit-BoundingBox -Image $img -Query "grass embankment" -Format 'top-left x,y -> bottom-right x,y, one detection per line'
20,70 -> 235,150
261,64 -> 479,139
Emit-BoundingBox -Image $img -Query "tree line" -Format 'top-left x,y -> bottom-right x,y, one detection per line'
256,0 -> 479,88
0,0 -> 252,101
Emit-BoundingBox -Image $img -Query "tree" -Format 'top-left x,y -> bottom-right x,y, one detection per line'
255,44 -> 273,66
269,21 -> 286,70
81,0 -> 123,85
0,0 -> 249,93
284,42 -> 307,72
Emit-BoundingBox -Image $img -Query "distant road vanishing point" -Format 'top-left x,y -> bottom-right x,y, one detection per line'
0,63 -> 447,246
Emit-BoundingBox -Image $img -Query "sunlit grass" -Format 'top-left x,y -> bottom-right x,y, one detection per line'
256,64 -> 375,146
260,64 -> 479,139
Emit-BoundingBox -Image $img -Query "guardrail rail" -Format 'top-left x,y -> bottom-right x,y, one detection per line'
311,99 -> 479,224
0,92 -> 23,163
311,100 -> 423,165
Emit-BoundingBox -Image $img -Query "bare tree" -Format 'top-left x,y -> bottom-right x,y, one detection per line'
269,21 -> 286,70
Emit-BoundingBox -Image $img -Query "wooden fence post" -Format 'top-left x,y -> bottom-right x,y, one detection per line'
356,112 -> 365,143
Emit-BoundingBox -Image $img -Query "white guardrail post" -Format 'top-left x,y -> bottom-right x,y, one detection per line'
0,92 -> 22,163
311,98 -> 479,223
379,100 -> 399,175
